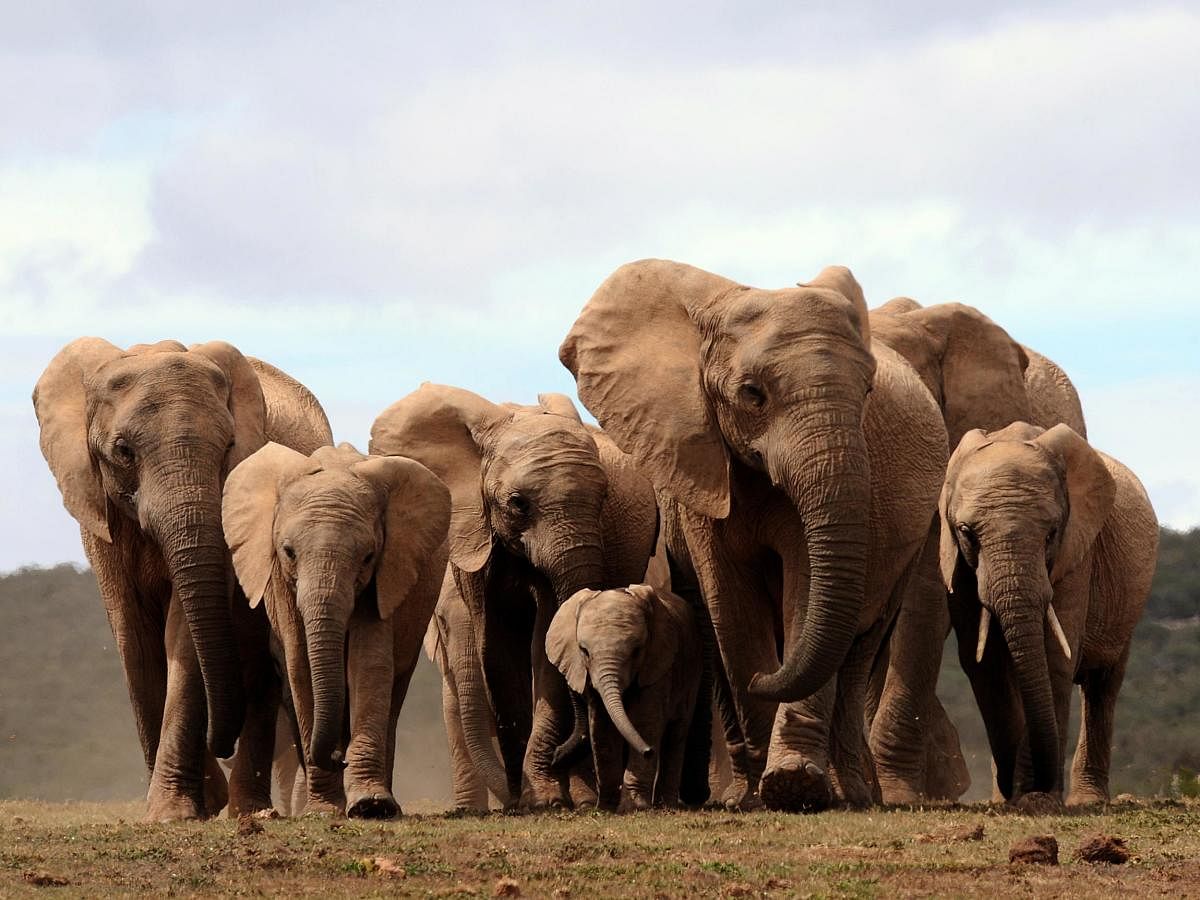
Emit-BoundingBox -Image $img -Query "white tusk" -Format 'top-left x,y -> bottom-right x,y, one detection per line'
1046,604 -> 1072,660
975,606 -> 991,663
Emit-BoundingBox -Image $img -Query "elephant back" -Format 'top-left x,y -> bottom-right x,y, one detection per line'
248,357 -> 334,455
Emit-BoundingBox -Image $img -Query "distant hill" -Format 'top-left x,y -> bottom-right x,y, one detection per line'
2,528 -> 1198,804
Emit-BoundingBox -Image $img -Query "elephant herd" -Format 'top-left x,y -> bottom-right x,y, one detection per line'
32,260 -> 1158,822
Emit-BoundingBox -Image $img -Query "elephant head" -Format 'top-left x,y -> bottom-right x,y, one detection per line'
547,584 -> 687,758
938,422 -> 1115,795
369,385 -> 610,607
560,260 -> 875,702
222,442 -> 450,770
33,338 -> 271,757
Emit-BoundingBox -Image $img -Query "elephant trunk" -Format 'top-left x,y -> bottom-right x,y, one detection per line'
455,622 -> 513,805
596,669 -> 653,759
749,407 -> 871,701
297,570 -> 351,771
994,592 -> 1060,795
151,486 -> 245,759
552,690 -> 591,768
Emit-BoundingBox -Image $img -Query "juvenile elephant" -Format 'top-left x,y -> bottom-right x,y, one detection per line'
561,261 -> 948,811
939,423 -> 1156,805
370,387 -> 662,808
33,339 -> 331,820
866,300 -> 1087,803
426,567 -> 512,812
547,584 -> 704,811
222,442 -> 450,818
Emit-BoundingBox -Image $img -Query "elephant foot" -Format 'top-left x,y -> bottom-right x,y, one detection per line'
302,797 -> 346,818
875,776 -> 923,807
1066,780 -> 1108,809
1010,791 -> 1064,815
720,776 -> 762,811
760,760 -> 833,813
146,790 -> 204,823
202,757 -> 229,818
347,789 -> 401,820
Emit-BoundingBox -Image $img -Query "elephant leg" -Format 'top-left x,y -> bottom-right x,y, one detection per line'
621,693 -> 664,810
227,600 -> 278,815
343,610 -> 398,819
829,622 -> 892,809
1068,651 -> 1127,807
272,710 -> 300,816
523,599 -> 574,808
588,698 -> 623,812
655,720 -> 687,809
708,705 -> 734,803
146,593 -> 209,821
761,680 -> 836,812
84,531 -> 168,779
712,663 -> 755,808
443,669 -> 489,811
870,521 -> 962,803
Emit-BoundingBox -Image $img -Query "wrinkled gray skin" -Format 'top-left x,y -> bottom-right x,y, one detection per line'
223,443 -> 450,818
427,567 -> 512,811
370,387 -> 661,808
561,261 -> 948,812
33,339 -> 331,821
547,585 -> 704,811
939,423 -> 1156,805
865,299 -> 1087,804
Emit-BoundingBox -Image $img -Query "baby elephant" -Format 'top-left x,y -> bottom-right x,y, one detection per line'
939,422 -> 1157,806
223,442 -> 450,818
547,584 -> 703,811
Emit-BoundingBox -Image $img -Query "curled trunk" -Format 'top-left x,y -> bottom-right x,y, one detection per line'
154,491 -> 245,759
597,670 -> 653,758
552,690 -> 591,768
750,412 -> 871,702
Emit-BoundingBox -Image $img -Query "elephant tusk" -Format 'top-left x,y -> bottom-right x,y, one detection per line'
975,606 -> 991,663
1046,603 -> 1072,661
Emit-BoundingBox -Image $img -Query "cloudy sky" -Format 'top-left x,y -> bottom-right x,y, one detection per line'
2,2 -> 1197,569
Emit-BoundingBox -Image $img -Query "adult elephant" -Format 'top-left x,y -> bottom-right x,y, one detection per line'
865,299 -> 1086,804
369,387 -> 661,808
33,339 -> 331,820
560,260 -> 948,810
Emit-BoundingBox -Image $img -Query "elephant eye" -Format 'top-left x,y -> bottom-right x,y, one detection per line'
282,543 -> 296,562
506,493 -> 530,516
579,644 -> 590,659
363,551 -> 375,567
111,436 -> 135,466
1046,528 -> 1057,546
737,382 -> 767,410
956,523 -> 978,546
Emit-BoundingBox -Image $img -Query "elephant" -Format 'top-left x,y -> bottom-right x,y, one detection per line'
425,566 -> 512,812
560,260 -> 948,811
547,584 -> 704,811
370,387 -> 664,808
221,442 -> 450,818
32,339 -> 331,820
938,422 -> 1156,805
864,299 -> 1088,803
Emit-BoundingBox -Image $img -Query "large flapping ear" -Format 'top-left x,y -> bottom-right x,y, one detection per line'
938,429 -> 993,589
370,384 -> 497,573
222,442 -> 312,607
632,584 -> 683,687
800,265 -> 871,348
189,341 -> 268,472
546,589 -> 596,693
1022,347 -> 1088,438
1034,424 -> 1116,582
915,304 -> 1032,448
536,392 -> 583,423
559,259 -> 732,519
352,454 -> 452,619
32,338 -> 124,542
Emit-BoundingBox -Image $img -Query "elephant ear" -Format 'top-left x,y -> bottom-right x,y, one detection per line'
370,384 -> 497,573
799,265 -> 871,348
32,338 -> 124,542
222,441 -> 312,607
1033,424 -> 1115,583
353,454 -> 452,620
189,341 -> 268,473
546,589 -> 595,693
938,429 -> 993,589
536,392 -> 583,423
633,584 -> 683,687
560,259 -> 732,519
915,304 -> 1032,448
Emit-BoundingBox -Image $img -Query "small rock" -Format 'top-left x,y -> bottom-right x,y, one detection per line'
494,878 -> 521,897
22,871 -> 70,886
1009,834 -> 1059,865
236,814 -> 263,837
1075,833 -> 1130,864
254,807 -> 281,820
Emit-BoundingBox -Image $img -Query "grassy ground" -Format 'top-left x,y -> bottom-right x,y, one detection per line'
3,800 -> 1200,898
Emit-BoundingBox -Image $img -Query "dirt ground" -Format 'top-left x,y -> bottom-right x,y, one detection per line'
2,798 -> 1199,898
